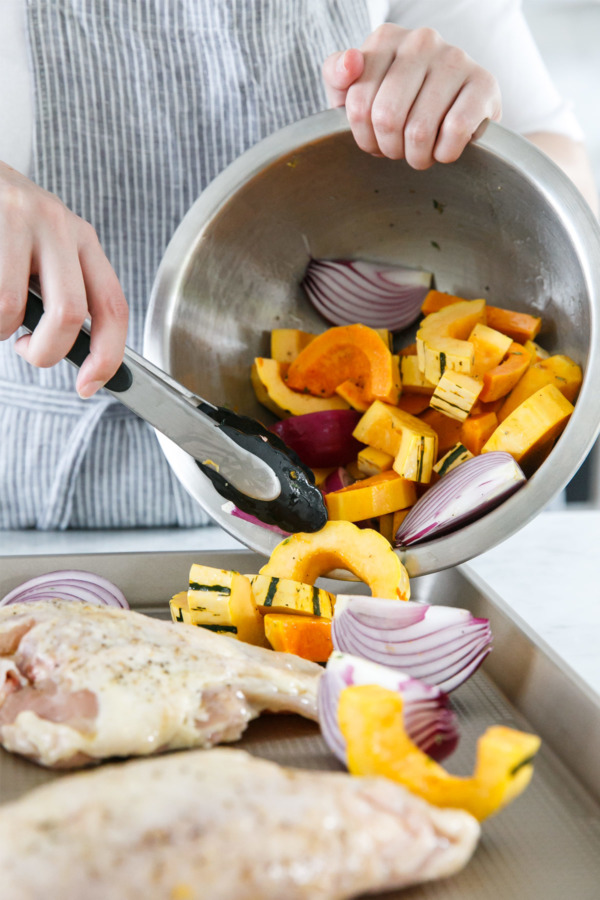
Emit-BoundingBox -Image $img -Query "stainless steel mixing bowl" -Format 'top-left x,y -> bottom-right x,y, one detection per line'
144,108 -> 600,576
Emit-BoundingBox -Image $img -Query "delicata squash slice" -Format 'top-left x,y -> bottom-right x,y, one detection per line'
260,520 -> 410,601
251,358 -> 349,418
339,684 -> 541,822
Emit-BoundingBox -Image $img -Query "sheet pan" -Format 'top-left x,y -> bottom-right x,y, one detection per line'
0,550 -> 599,899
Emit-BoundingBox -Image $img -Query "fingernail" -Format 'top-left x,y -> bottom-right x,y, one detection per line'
77,380 -> 104,399
337,50 -> 348,73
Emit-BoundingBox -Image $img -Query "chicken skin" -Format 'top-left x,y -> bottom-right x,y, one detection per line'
0,600 -> 321,767
0,746 -> 480,899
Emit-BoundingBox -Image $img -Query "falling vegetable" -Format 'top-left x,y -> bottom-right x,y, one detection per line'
318,652 -> 459,764
338,683 -> 541,821
260,520 -> 411,601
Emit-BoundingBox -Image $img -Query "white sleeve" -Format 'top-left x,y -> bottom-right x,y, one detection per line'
0,0 -> 33,175
376,0 -> 584,141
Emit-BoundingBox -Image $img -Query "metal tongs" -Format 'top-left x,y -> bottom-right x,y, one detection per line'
24,285 -> 327,534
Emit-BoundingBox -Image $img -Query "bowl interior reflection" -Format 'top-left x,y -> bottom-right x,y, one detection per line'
145,110 -> 600,576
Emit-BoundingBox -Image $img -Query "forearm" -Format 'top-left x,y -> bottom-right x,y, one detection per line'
524,132 -> 598,217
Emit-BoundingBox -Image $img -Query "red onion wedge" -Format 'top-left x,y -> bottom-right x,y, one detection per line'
226,503 -> 291,536
332,595 -> 492,693
269,409 -> 362,469
322,466 -> 354,494
302,258 -> 432,332
318,652 -> 458,764
395,451 -> 526,546
0,570 -> 128,608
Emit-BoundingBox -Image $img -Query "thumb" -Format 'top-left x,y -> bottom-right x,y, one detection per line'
322,48 -> 365,108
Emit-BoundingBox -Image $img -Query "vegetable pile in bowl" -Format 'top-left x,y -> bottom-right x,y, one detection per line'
244,274 -> 582,549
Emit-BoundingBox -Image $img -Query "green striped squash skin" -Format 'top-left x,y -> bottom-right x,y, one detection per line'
249,574 -> 334,619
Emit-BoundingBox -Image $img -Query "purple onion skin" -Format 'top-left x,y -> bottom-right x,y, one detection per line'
302,258 -> 431,332
395,452 -> 526,547
269,409 -> 362,469
322,467 -> 354,494
318,655 -> 460,766
230,506 -> 290,536
0,570 -> 128,608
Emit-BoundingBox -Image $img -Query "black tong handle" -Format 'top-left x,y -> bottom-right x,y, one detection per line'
24,288 -> 133,392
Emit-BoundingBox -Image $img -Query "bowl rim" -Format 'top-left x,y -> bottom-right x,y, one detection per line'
145,108 -> 600,577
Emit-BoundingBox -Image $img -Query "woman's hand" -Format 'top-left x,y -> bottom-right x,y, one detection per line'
322,24 -> 501,169
0,162 -> 128,398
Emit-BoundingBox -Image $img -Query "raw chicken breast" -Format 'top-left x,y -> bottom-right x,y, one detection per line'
0,746 -> 480,900
0,600 -> 321,767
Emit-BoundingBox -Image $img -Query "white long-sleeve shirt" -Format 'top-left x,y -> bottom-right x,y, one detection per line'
0,0 -> 584,176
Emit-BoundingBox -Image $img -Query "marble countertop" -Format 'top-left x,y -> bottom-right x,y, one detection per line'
2,509 -> 599,698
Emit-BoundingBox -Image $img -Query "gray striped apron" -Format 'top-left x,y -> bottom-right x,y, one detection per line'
0,0 -> 370,529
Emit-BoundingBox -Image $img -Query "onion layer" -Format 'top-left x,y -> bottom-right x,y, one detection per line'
332,595 -> 492,693
227,504 -> 290,536
0,570 -> 129,608
395,451 -> 526,546
302,258 -> 432,332
318,651 -> 459,765
322,466 -> 354,494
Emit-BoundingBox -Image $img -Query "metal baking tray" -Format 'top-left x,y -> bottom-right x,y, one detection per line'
1,550 -> 599,899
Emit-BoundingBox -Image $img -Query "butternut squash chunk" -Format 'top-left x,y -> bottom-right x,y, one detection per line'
483,383 -> 574,475
460,411 -> 499,456
420,408 -> 464,459
524,339 -> 549,361
325,470 -> 417,522
497,354 -> 583,422
336,354 -> 401,410
420,290 -> 465,315
286,324 -> 396,402
392,508 -> 410,537
468,323 -> 513,377
486,306 -> 542,343
396,393 -> 432,416
377,512 -> 395,543
334,380 -> 370,412
470,398 -> 504,417
478,342 -> 533,403
263,613 -> 333,662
